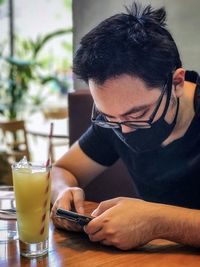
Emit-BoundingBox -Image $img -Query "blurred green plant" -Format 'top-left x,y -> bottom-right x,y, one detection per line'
0,28 -> 72,120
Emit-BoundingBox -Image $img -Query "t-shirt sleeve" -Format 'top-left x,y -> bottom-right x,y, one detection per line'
78,124 -> 119,166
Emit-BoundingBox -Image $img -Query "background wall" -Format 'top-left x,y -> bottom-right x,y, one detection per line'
73,0 -> 200,89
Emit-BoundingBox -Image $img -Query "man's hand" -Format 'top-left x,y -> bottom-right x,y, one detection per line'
84,197 -> 160,250
51,187 -> 85,232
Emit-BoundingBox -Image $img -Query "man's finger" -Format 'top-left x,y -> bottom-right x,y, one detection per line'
88,229 -> 105,242
92,197 -> 120,216
71,188 -> 85,214
51,194 -> 71,218
84,220 -> 102,235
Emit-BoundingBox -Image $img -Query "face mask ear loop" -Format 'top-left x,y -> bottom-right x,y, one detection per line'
172,96 -> 180,124
162,73 -> 173,119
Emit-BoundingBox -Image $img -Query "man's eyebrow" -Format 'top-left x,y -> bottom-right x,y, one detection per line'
98,104 -> 151,118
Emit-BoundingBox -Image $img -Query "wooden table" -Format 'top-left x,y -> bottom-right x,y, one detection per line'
1,201 -> 200,267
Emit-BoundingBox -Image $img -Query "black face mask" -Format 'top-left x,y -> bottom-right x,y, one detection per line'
113,84 -> 180,153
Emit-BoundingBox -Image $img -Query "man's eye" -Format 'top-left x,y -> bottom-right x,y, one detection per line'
128,109 -> 149,120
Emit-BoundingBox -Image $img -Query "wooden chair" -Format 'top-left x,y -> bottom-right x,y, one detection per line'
42,107 -> 69,163
0,151 -> 13,185
0,120 -> 30,163
42,107 -> 68,120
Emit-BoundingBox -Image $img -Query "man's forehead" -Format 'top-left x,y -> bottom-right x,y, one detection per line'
89,74 -> 145,89
89,75 -> 162,118
88,75 -> 161,99
90,76 -> 160,101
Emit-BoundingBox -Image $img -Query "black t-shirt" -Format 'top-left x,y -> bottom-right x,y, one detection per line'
79,71 -> 200,209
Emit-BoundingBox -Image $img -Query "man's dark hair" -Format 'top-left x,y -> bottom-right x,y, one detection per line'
73,2 -> 182,88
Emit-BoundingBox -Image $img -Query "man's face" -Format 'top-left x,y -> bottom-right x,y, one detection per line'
89,74 -> 177,133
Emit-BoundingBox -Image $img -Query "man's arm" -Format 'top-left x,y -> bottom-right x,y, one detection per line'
156,203 -> 200,247
50,141 -> 107,230
51,141 -> 107,204
84,197 -> 200,250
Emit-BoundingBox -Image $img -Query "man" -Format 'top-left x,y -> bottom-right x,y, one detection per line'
51,3 -> 200,250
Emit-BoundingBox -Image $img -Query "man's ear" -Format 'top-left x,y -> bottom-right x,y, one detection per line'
172,68 -> 185,97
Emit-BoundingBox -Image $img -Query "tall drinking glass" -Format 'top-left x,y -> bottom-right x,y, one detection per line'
12,159 -> 51,258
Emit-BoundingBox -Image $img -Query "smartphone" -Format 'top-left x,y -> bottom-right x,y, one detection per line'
56,208 -> 93,226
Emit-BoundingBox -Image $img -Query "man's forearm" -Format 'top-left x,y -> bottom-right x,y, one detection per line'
51,165 -> 79,204
155,203 -> 200,247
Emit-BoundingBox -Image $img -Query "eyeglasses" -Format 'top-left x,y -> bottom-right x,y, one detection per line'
91,74 -> 172,130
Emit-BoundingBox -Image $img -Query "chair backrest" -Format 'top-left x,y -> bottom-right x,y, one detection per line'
42,107 -> 68,120
68,89 -> 138,202
0,120 -> 30,162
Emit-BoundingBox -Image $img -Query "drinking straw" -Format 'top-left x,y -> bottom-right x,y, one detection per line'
40,122 -> 54,235
46,122 -> 54,167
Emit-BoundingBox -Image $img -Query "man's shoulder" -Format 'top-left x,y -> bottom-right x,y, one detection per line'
185,70 -> 200,84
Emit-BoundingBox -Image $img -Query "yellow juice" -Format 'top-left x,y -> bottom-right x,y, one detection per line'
12,167 -> 51,243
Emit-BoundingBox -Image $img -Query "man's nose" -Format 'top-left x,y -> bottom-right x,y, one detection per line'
121,124 -> 136,133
